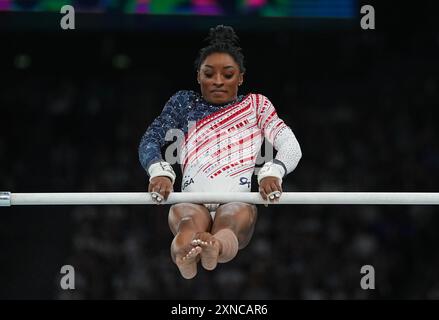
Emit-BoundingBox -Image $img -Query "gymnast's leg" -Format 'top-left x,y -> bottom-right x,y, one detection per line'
194,202 -> 257,270
168,203 -> 212,279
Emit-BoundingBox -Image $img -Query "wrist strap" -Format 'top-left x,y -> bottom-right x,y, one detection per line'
148,161 -> 176,184
257,161 -> 285,184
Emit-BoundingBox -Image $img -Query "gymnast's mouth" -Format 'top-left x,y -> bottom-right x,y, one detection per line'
211,89 -> 227,93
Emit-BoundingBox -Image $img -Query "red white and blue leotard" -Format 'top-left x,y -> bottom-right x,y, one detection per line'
139,90 -> 301,193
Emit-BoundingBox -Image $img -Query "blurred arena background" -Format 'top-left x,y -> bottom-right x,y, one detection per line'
0,0 -> 438,299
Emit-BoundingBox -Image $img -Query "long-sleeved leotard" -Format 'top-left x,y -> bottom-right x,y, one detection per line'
139,90 -> 302,193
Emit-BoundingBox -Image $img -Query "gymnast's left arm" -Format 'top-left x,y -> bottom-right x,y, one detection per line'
256,95 -> 302,201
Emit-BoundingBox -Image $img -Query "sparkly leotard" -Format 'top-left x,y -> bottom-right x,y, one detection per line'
139,90 -> 301,206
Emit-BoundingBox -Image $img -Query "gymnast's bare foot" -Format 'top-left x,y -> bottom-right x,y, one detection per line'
192,232 -> 222,271
174,245 -> 202,279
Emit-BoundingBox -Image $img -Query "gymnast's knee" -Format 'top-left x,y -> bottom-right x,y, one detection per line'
213,203 -> 257,248
217,203 -> 257,226
168,203 -> 210,234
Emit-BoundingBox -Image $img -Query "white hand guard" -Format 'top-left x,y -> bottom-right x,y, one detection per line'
257,161 -> 286,185
148,161 -> 176,184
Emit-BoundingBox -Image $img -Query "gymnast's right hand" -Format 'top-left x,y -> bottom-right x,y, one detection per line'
148,176 -> 173,204
147,161 -> 176,204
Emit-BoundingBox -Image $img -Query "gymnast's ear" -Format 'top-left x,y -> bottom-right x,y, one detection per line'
197,71 -> 201,84
238,73 -> 244,86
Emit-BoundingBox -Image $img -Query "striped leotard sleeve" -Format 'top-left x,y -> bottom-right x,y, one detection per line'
256,94 -> 302,175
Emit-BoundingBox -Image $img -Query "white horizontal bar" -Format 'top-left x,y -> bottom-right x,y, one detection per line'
1,192 -> 439,206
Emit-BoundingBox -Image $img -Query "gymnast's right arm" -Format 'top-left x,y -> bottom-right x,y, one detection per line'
138,91 -> 185,202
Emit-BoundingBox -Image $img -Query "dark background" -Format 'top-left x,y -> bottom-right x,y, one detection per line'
1,2 -> 439,299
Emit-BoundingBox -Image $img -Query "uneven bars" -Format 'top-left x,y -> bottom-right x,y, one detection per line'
1,192 -> 439,206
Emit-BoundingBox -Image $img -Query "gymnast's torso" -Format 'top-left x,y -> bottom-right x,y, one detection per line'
139,90 -> 291,193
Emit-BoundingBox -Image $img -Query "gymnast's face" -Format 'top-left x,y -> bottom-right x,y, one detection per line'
197,52 -> 244,105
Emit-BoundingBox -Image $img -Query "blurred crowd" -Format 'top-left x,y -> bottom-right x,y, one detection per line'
1,29 -> 438,299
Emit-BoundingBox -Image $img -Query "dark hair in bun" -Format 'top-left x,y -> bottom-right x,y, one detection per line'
195,25 -> 245,73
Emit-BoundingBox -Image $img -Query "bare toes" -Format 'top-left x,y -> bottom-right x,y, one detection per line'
175,246 -> 202,280
192,237 -> 220,271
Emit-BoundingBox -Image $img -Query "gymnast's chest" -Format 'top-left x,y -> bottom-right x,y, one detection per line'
184,105 -> 260,145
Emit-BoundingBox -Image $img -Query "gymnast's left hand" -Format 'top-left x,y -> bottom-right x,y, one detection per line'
148,176 -> 173,203
259,177 -> 282,203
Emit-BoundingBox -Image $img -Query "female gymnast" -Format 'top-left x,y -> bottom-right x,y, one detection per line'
139,25 -> 302,279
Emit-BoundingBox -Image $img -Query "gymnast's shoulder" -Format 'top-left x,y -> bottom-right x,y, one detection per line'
168,90 -> 200,102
